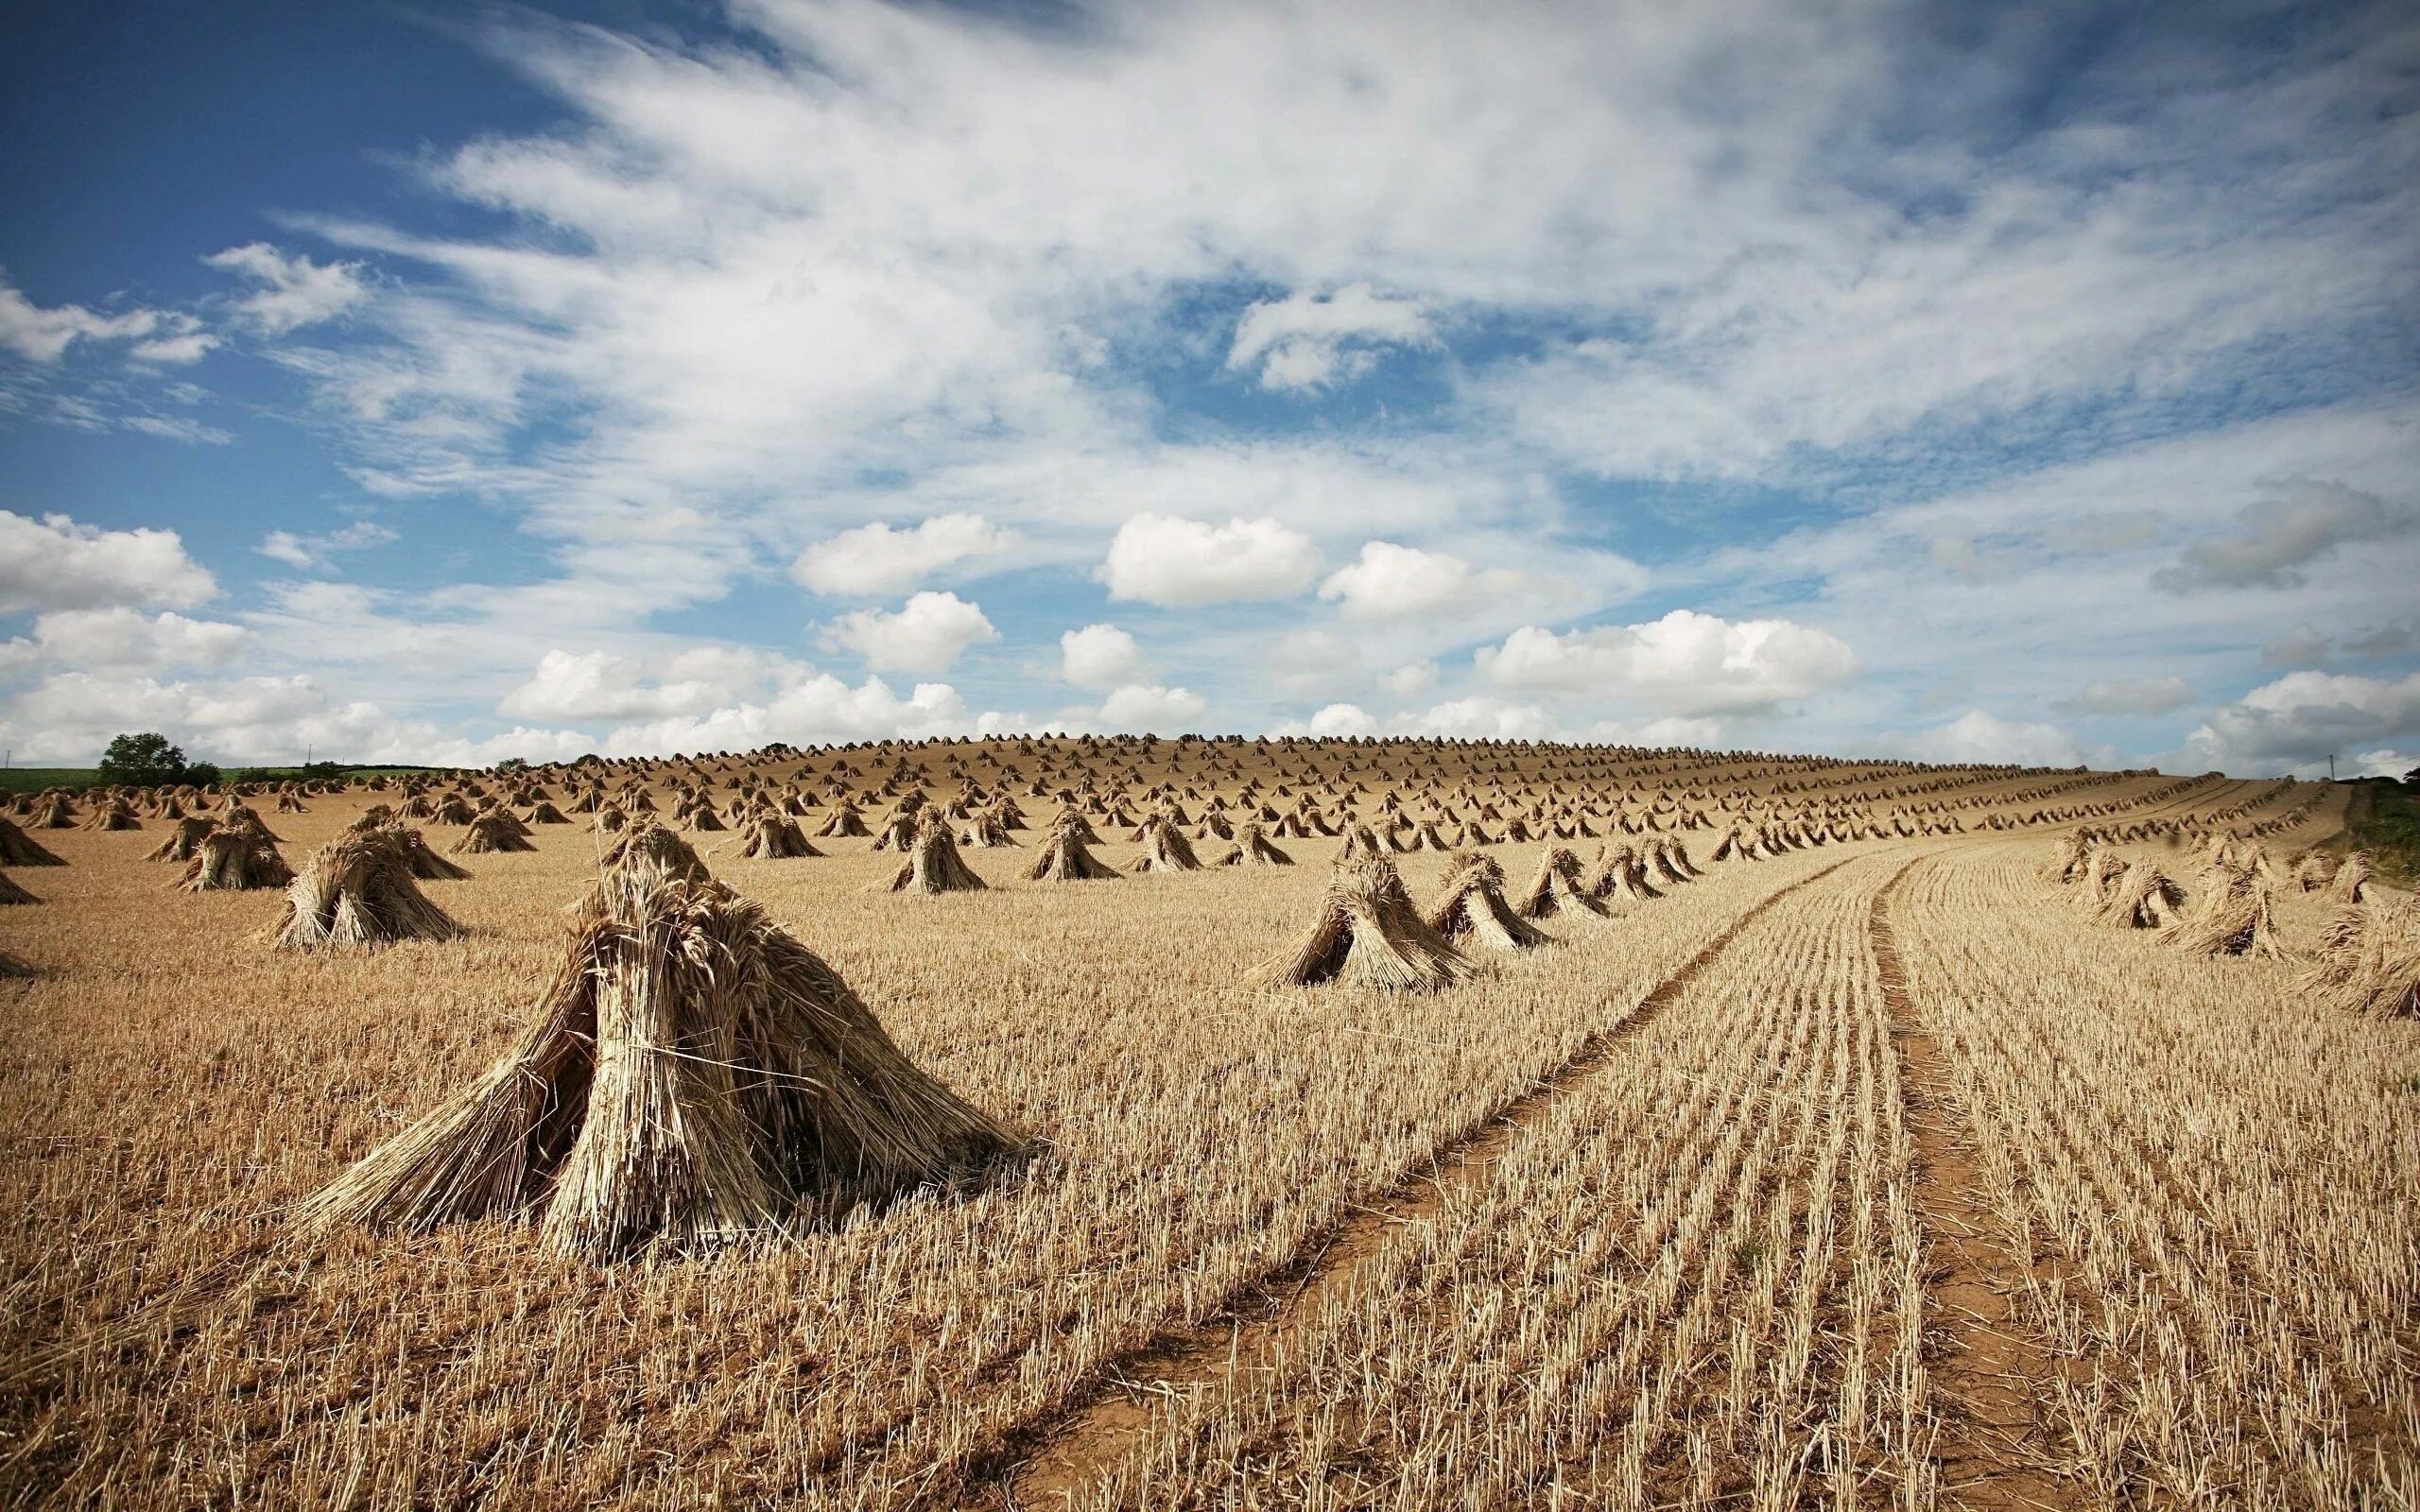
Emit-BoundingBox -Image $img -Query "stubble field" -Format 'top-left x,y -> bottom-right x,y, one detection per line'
0,737 -> 2410,1510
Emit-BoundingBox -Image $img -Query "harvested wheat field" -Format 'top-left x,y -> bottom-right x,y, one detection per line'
0,739 -> 2412,1510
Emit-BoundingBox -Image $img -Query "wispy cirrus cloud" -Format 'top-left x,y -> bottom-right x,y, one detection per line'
257,520 -> 398,572
0,274 -> 167,363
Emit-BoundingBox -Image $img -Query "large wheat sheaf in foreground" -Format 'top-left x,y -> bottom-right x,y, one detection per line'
304,840 -> 1025,1259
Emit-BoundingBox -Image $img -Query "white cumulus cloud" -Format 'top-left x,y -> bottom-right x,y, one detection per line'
1305,701 -> 1379,736
1908,710 -> 2099,768
498,646 -> 786,722
0,275 -> 164,362
2062,675 -> 2194,715
1060,622 -> 1142,689
2184,671 -> 2420,773
1479,610 -> 1857,717
1,608 -> 249,675
129,320 -> 217,366
599,673 -> 989,754
1319,541 -> 1526,621
791,513 -> 1012,596
2349,748 -> 2417,780
2153,480 -> 2417,593
823,590 -> 999,673
1098,681 -> 1206,730
1099,514 -> 1320,607
1396,696 -> 1561,740
0,510 -> 216,615
0,668 -> 592,766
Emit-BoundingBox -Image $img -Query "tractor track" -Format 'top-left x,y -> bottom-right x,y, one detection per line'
1873,855 -> 2084,1512
979,850 -> 1866,1508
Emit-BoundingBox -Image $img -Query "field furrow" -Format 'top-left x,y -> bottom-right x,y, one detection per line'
1870,868 -> 2083,1512
1042,850 -> 1932,1509
1884,843 -> 2420,1508
995,853 -> 1861,1507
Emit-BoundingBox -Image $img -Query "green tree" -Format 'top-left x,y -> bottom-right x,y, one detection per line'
97,731 -> 190,787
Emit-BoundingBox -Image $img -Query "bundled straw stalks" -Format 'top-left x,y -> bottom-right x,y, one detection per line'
2045,833 -> 2092,884
2097,862 -> 2185,929
2290,850 -> 2336,891
302,840 -> 1024,1259
1426,855 -> 1550,952
1257,854 -> 1470,992
816,806 -> 872,839
356,819 -> 473,881
453,809 -> 537,854
1028,823 -> 1118,882
1518,848 -> 1607,920
1647,838 -> 1698,885
182,825 -> 295,892
0,818 -> 65,868
2071,847 -> 2127,907
81,799 -> 141,832
888,816 -> 988,895
603,824 -> 714,885
959,814 -> 1019,849
219,802 -> 281,843
738,816 -> 822,859
1592,845 -> 1663,903
1217,821 -> 1292,868
1128,815 -> 1201,874
146,816 -> 216,863
2299,901 -> 2420,1017
2161,872 -> 2287,959
274,828 -> 468,950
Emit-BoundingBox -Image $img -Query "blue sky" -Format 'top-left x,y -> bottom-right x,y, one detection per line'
3,0 -> 2415,774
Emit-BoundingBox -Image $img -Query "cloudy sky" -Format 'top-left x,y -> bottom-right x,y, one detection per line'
2,0 -> 2415,775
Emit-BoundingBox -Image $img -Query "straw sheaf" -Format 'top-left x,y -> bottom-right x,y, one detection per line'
303,850 -> 1024,1258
